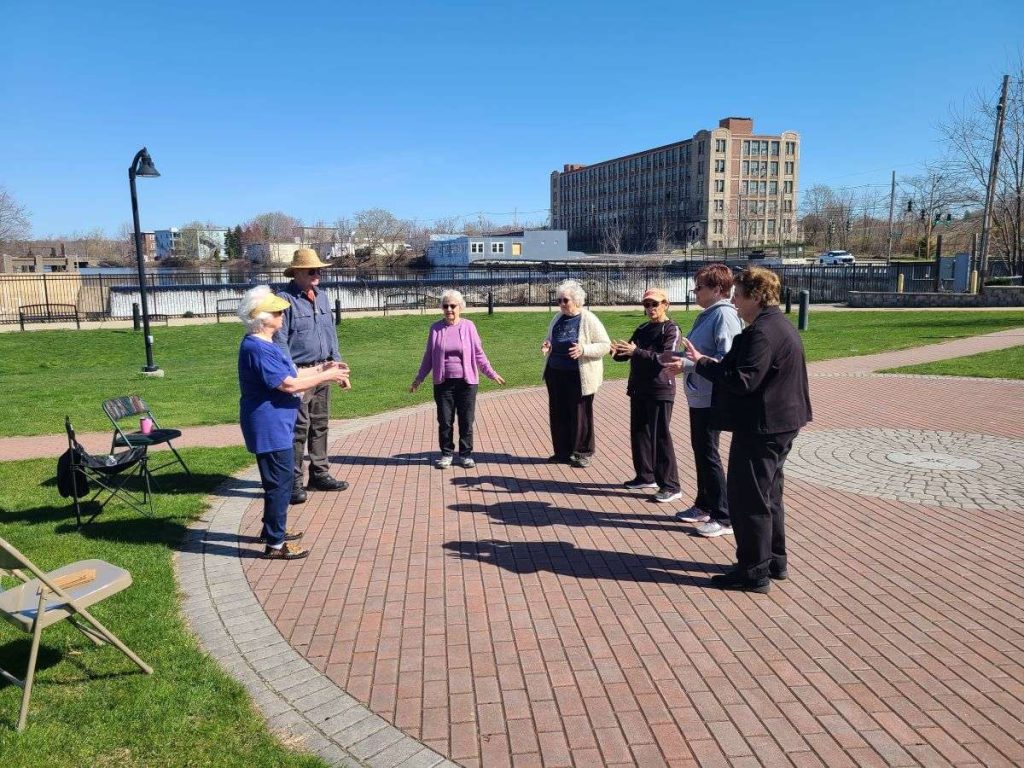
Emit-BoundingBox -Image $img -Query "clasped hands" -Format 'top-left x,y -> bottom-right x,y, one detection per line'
541,340 -> 583,360
320,360 -> 352,389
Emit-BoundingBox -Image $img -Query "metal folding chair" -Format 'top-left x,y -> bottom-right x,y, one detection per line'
101,395 -> 190,478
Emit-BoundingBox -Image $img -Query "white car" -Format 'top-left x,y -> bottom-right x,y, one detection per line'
818,250 -> 855,265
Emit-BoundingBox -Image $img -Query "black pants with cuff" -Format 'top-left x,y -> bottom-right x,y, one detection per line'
630,397 -> 679,493
434,378 -> 478,457
544,367 -> 595,460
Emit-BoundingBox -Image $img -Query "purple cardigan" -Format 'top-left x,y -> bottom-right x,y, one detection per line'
414,318 -> 499,385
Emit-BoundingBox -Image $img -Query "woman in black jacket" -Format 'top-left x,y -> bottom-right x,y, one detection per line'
682,267 -> 811,594
611,288 -> 682,503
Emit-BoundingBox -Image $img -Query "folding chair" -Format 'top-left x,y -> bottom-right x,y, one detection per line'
61,416 -> 152,528
0,536 -> 153,731
101,395 -> 190,477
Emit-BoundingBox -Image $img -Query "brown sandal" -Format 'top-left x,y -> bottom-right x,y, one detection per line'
263,542 -> 309,560
257,529 -> 303,543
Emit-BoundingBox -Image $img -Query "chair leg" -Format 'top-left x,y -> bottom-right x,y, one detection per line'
17,592 -> 46,731
167,442 -> 191,476
71,609 -> 153,676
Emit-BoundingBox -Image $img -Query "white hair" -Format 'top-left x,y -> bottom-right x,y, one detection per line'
238,285 -> 277,334
440,289 -> 466,310
556,279 -> 586,307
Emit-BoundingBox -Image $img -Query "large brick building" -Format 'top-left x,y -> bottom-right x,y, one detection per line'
550,117 -> 800,252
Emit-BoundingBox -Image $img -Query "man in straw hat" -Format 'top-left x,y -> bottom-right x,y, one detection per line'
274,248 -> 350,505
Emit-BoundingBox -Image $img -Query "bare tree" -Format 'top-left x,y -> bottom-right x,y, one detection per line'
901,167 -> 964,259
940,60 -> 1024,272
353,208 -> 412,267
252,211 -> 302,242
0,186 -> 31,245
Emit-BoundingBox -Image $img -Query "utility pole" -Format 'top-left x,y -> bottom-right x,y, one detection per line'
979,74 -> 1010,291
886,170 -> 896,264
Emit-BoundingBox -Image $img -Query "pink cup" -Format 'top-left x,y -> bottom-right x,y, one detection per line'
140,417 -> 153,435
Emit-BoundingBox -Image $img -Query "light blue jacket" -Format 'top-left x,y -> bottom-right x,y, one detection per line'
683,300 -> 742,408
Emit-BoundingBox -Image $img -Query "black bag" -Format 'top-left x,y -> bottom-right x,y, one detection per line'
56,448 -> 90,498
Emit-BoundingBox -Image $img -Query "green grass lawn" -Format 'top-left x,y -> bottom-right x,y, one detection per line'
1,309 -> 1022,437
881,344 -> 1024,379
0,447 -> 328,768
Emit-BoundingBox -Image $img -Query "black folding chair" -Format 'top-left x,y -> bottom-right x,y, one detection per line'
101,395 -> 190,478
59,416 -> 152,528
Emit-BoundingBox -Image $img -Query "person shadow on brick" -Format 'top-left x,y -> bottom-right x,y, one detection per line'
449,500 -> 681,532
443,539 -> 723,586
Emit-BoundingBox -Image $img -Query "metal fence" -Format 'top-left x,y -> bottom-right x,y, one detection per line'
0,261 -> 989,326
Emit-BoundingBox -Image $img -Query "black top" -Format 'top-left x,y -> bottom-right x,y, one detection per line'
695,306 -> 812,434
612,319 -> 680,400
548,314 -> 582,371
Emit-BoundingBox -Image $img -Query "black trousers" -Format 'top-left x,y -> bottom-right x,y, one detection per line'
544,367 -> 595,459
294,381 -> 331,483
630,397 -> 679,493
689,407 -> 729,522
727,429 -> 798,580
433,378 -> 478,457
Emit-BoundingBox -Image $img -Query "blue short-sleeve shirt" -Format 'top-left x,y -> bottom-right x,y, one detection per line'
238,334 -> 300,455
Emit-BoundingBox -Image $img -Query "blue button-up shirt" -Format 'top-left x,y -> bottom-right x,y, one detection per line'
272,281 -> 342,365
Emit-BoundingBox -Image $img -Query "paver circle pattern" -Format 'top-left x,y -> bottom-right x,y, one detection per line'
787,427 -> 1024,511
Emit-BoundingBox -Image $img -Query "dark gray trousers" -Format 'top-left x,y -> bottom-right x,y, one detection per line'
293,381 -> 331,483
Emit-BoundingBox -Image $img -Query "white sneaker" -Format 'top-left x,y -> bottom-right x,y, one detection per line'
674,506 -> 711,523
458,456 -> 476,468
696,520 -> 733,537
434,455 -> 453,468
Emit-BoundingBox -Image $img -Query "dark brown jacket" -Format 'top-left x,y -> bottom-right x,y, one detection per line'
695,306 -> 812,434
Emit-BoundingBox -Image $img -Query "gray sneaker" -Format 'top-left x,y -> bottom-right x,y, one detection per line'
458,456 -> 476,468
696,520 -> 733,537
434,455 -> 453,469
674,506 -> 711,523
653,489 -> 683,503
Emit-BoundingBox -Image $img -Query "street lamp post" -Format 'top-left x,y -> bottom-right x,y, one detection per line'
129,147 -> 161,374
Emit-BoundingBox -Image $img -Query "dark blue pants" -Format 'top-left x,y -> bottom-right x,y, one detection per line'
256,447 -> 294,547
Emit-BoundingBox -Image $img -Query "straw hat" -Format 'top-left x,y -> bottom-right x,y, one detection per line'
284,248 -> 331,276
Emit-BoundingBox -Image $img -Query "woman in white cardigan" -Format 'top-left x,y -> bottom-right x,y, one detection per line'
541,279 -> 611,468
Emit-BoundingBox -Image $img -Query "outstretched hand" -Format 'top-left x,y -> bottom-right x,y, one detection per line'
681,337 -> 704,364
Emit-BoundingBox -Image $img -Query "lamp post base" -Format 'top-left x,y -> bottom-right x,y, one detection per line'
141,367 -> 165,377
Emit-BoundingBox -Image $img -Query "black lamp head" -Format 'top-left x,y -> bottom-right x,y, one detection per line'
136,149 -> 160,178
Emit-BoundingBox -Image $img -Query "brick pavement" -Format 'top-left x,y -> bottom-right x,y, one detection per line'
175,329 -> 1024,768
9,329 -> 1022,767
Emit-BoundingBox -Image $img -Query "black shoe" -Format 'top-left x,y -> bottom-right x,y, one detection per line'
711,568 -> 770,594
290,485 -> 308,505
769,565 -> 789,581
308,475 -> 349,492
547,454 -> 571,464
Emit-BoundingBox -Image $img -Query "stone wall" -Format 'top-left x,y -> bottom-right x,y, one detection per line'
848,287 -> 1024,308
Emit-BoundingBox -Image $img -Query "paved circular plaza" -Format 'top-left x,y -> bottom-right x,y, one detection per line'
179,332 -> 1024,768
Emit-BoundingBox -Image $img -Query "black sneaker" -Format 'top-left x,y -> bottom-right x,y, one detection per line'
290,484 -> 308,505
547,454 -> 571,464
624,478 -> 658,490
711,568 -> 770,594
308,475 -> 349,492
769,565 -> 789,580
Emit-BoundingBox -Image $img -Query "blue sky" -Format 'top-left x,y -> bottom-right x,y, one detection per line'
2,0 -> 1021,237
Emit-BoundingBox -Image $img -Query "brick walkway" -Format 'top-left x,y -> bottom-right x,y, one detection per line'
12,328 -> 1019,767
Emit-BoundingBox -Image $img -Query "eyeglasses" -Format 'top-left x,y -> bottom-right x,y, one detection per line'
557,297 -> 572,304
642,301 -> 662,308
442,304 -> 458,310
304,268 -> 322,275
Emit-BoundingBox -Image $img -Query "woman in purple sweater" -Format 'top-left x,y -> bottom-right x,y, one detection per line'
410,290 -> 505,468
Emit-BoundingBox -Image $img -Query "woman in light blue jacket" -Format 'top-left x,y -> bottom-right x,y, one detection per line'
673,264 -> 742,537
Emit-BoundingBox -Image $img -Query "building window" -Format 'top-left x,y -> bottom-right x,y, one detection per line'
715,138 -> 727,152
770,161 -> 778,177
783,199 -> 793,212
760,181 -> 767,194
491,242 -> 505,254
742,140 -> 750,157
784,161 -> 794,175
471,241 -> 484,254
783,181 -> 793,193
783,219 -> 792,233
713,219 -> 723,234
785,141 -> 796,156
769,181 -> 778,195
771,141 -> 780,157
714,199 -> 724,212
715,159 -> 725,172
714,179 -> 725,192
742,161 -> 749,175
767,220 -> 776,235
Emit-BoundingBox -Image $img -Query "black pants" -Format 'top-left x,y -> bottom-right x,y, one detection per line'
689,407 -> 728,522
544,367 -> 595,460
630,397 -> 679,493
727,429 -> 798,580
433,379 -> 478,457
294,381 -> 331,484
